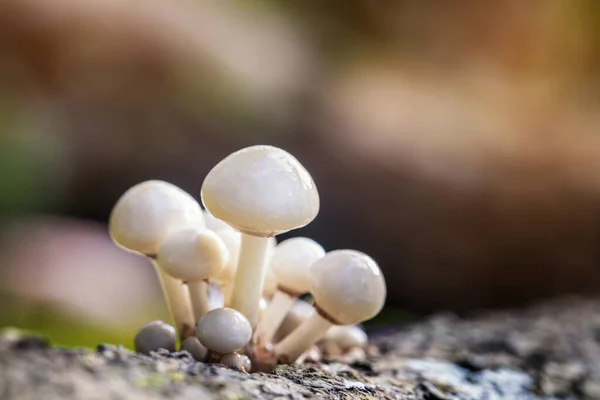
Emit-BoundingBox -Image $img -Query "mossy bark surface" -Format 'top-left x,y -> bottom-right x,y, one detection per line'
2,297 -> 600,399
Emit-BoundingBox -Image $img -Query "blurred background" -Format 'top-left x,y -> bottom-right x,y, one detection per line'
0,0 -> 600,348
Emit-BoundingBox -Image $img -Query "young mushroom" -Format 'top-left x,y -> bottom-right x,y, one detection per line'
220,352 -> 252,372
274,250 -> 386,363
254,237 -> 325,346
197,308 -> 252,355
134,320 -> 177,355
109,180 -> 204,339
201,145 -> 320,327
157,228 -> 228,321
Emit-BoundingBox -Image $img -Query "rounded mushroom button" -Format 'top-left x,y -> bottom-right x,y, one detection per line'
311,250 -> 386,325
197,308 -> 252,354
134,321 -> 177,355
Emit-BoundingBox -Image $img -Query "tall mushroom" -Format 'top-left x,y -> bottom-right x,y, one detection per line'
201,145 -> 320,328
156,228 -> 228,321
109,180 -> 203,339
254,237 -> 325,346
274,250 -> 386,363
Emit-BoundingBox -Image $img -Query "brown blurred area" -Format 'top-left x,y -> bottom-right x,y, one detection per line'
0,0 -> 600,344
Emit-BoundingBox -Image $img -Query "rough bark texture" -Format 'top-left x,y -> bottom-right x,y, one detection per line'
2,296 -> 600,399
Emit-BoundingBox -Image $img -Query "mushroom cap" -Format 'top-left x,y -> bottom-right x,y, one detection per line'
220,352 -> 252,372
271,237 -> 325,294
201,145 -> 319,237
323,325 -> 368,351
197,308 -> 252,354
310,250 -> 386,325
157,228 -> 227,281
134,320 -> 177,355
203,209 -> 233,233
109,181 -> 204,256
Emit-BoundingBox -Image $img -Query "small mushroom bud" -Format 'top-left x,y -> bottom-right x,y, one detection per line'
109,180 -> 203,339
180,336 -> 208,361
220,352 -> 252,372
134,320 -> 177,355
254,237 -> 325,346
201,145 -> 320,328
197,308 -> 252,354
157,228 -> 228,321
274,250 -> 386,363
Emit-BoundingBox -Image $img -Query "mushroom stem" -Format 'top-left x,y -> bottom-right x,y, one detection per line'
187,280 -> 211,322
151,260 -> 196,340
229,234 -> 271,328
273,312 -> 331,364
253,290 -> 295,346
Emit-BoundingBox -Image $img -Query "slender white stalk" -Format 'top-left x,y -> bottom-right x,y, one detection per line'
253,290 -> 295,346
188,280 -> 211,322
229,234 -> 270,328
152,260 -> 196,339
274,312 -> 331,363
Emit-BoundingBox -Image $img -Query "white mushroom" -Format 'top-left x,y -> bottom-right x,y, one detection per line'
134,320 -> 177,355
201,145 -> 319,328
109,180 -> 203,339
274,250 -> 386,363
157,228 -> 227,321
197,308 -> 252,354
254,237 -> 325,346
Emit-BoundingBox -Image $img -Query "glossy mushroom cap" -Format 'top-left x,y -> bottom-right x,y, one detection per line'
197,308 -> 252,354
109,180 -> 204,256
134,320 -> 177,355
310,250 -> 386,325
201,145 -> 320,237
157,228 -> 227,281
271,237 -> 325,295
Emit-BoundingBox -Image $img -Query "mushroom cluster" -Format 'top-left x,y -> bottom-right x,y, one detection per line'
110,145 -> 386,372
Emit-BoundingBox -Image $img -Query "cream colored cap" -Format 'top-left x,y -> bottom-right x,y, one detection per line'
201,145 -> 319,237
271,237 -> 325,295
109,180 -> 204,256
310,250 -> 386,325
197,308 -> 252,354
157,228 -> 227,281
